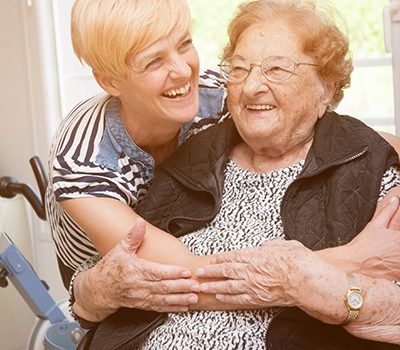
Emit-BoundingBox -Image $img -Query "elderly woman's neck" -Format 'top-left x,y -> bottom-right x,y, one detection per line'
231,138 -> 312,173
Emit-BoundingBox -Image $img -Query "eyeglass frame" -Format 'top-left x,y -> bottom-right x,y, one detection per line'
219,55 -> 318,83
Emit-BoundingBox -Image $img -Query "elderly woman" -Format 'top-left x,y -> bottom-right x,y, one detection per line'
81,0 -> 400,349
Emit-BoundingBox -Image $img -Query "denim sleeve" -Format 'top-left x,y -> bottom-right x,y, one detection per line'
198,87 -> 225,118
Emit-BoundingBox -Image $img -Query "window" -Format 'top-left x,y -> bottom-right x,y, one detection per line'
333,0 -> 395,133
52,0 -> 101,116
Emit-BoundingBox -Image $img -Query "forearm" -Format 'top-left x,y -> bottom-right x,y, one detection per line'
138,223 -> 252,311
344,277 -> 400,344
72,264 -> 118,322
315,236 -> 400,280
346,324 -> 400,344
316,189 -> 400,280
63,197 -> 246,320
294,259 -> 400,343
315,245 -> 359,274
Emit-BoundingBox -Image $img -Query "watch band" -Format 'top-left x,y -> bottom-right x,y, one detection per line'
341,305 -> 359,326
341,274 -> 363,326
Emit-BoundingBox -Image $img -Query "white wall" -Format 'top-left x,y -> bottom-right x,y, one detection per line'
0,1 -> 67,349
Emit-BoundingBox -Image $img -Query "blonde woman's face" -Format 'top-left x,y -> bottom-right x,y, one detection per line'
113,30 -> 200,129
227,21 -> 333,154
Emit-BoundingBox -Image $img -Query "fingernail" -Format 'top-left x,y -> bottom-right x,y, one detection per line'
196,268 -> 205,276
390,196 -> 399,203
188,295 -> 198,304
181,271 -> 191,278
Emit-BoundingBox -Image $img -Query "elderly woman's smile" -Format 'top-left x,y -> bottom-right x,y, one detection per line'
246,104 -> 276,111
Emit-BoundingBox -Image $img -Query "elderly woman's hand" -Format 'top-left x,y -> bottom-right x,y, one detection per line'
73,220 -> 200,322
196,239 -> 349,324
196,239 -> 323,308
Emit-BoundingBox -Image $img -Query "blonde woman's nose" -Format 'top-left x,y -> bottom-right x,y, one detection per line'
169,55 -> 191,79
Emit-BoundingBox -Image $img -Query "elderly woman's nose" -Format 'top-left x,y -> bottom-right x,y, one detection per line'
242,67 -> 269,96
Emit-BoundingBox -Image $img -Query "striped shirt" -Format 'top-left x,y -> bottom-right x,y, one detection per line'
46,72 -> 228,271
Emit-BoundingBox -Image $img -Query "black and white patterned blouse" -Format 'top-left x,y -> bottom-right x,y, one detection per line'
137,160 -> 400,350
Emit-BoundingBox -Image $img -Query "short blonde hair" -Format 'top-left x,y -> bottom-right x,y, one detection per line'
223,0 -> 353,109
71,0 -> 192,78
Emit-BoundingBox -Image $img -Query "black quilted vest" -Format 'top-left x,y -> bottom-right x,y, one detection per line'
89,112 -> 399,350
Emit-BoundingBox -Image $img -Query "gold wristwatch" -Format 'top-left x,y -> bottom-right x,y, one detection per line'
341,274 -> 364,326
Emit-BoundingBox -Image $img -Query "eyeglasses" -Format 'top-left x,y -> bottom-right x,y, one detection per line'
219,56 -> 318,83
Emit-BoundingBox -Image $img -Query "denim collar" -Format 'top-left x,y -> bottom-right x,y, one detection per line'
105,96 -> 192,167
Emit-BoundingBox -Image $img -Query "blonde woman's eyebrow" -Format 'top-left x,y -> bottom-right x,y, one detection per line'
135,32 -> 192,63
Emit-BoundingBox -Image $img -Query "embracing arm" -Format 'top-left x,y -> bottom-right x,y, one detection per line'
63,198 -> 200,322
288,253 -> 400,343
197,238 -> 400,344
196,197 -> 400,344
315,189 -> 400,280
64,197 -> 249,323
69,191 -> 400,322
324,131 -> 399,279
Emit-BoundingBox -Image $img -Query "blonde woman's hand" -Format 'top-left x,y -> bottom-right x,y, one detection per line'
345,196 -> 400,280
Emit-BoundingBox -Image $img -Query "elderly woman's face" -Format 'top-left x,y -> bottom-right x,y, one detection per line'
227,21 -> 333,152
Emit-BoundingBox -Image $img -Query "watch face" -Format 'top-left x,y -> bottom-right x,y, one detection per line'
348,291 -> 363,309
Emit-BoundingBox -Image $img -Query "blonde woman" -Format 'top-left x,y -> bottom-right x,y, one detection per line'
46,0 -> 227,322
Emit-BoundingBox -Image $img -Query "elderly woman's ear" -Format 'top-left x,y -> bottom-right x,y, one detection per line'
318,80 -> 337,118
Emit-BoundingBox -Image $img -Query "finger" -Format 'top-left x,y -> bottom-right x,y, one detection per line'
157,306 -> 190,313
121,219 -> 146,254
140,260 -> 193,280
211,248 -> 252,264
373,196 -> 400,228
199,280 -> 247,294
209,249 -> 252,264
215,293 -> 252,305
196,262 -> 246,279
152,293 -> 199,307
147,293 -> 199,309
149,278 -> 200,294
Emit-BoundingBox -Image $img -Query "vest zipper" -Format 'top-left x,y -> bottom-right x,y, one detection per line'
165,214 -> 217,234
163,177 -> 220,233
303,147 -> 368,180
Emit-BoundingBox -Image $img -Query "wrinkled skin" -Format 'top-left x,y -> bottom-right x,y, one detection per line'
345,195 -> 400,280
197,196 -> 400,309
196,239 -> 326,308
73,220 -> 199,322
